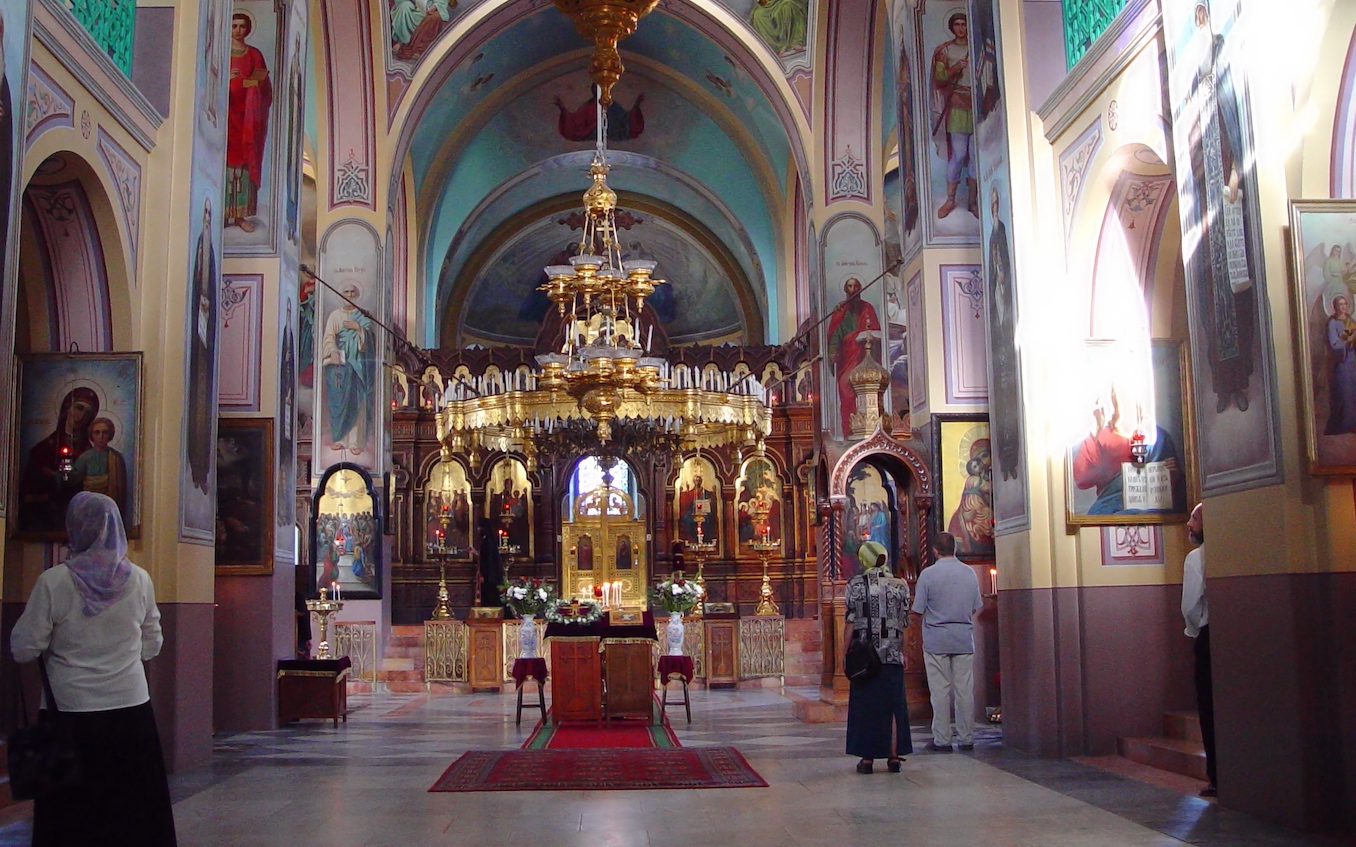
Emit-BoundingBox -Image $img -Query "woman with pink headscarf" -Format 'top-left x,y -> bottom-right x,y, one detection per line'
12,492 -> 177,846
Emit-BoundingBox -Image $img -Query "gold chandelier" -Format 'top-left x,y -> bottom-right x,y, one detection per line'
437,95 -> 770,466
552,0 -> 660,105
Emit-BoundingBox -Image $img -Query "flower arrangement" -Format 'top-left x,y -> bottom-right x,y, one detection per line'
650,572 -> 705,614
501,577 -> 555,617
543,598 -> 605,626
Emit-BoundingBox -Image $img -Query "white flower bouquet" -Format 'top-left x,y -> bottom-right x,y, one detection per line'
501,577 -> 555,617
651,572 -> 705,614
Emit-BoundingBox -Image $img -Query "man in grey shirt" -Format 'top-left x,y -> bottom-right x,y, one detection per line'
912,531 -> 984,752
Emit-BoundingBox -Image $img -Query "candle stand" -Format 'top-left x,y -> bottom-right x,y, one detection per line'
748,498 -> 780,616
684,512 -> 717,617
306,587 -> 345,659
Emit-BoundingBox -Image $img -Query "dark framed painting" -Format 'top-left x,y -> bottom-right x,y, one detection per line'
11,353 -> 143,540
932,413 -> 994,562
215,418 -> 275,574
1064,340 -> 1197,526
1288,200 -> 1356,474
311,463 -> 382,599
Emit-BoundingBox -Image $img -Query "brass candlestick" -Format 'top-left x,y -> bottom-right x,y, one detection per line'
684,512 -> 716,617
748,498 -> 779,616
427,517 -> 456,621
306,588 -> 345,659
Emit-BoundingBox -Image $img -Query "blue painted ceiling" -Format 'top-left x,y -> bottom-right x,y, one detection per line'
404,7 -> 794,347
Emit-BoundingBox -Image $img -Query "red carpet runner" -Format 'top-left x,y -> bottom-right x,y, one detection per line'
428,704 -> 767,792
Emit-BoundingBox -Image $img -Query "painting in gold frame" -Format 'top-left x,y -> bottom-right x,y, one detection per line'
932,414 -> 994,562
215,418 -> 275,574
485,457 -> 533,557
1288,199 -> 1356,474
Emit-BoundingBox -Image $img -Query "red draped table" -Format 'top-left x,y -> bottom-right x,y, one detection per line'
656,655 -> 694,723
512,657 -> 548,726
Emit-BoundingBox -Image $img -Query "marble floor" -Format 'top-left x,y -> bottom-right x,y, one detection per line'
0,686 -> 1342,847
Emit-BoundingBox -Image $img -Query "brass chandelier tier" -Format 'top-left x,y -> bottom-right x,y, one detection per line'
552,0 -> 660,105
437,91 -> 770,465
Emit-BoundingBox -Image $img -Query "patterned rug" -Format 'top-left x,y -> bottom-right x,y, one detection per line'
428,746 -> 768,792
520,704 -> 680,750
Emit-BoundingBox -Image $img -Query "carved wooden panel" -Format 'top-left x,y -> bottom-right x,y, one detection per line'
683,619 -> 706,678
704,620 -> 739,686
603,640 -> 654,721
468,621 -> 503,691
551,637 -> 602,722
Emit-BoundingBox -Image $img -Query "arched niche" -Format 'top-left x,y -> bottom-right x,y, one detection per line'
826,425 -> 934,591
311,463 -> 383,599
16,153 -> 124,355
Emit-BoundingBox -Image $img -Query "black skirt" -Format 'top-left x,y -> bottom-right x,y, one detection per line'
32,700 -> 177,847
845,663 -> 912,759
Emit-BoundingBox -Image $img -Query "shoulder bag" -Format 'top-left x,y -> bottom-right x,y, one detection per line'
6,658 -> 84,800
844,598 -> 883,684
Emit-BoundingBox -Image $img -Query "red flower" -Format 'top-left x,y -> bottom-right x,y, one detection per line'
675,579 -> 686,586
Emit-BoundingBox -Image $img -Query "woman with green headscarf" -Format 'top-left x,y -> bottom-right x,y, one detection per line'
844,540 -> 913,774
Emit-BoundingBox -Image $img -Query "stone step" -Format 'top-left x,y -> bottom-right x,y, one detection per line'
1117,735 -> 1208,781
1164,710 -> 1203,743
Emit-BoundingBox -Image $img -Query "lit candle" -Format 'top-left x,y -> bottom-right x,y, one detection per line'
613,581 -> 622,606
988,567 -> 998,596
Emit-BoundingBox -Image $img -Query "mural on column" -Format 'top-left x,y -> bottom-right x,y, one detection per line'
1162,0 -> 1282,493
820,215 -> 886,439
281,0 -> 307,246
277,255 -> 299,545
180,0 -> 232,542
297,268 -> 315,439
906,270 -> 928,415
883,171 -> 910,419
966,0 -> 1026,533
841,462 -> 892,580
315,220 -> 382,472
888,0 -> 923,257
0,0 -> 34,517
916,0 -> 982,244
221,1 -> 278,254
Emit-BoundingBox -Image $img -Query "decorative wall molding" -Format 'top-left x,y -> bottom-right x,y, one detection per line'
218,273 -> 264,410
321,0 -> 376,210
24,63 -> 74,147
33,0 -> 162,152
1059,118 -> 1103,239
939,264 -> 988,404
94,127 -> 141,273
1100,525 -> 1164,565
823,0 -> 874,204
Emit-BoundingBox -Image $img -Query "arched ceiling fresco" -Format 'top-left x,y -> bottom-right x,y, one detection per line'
396,4 -> 804,349
453,206 -> 748,346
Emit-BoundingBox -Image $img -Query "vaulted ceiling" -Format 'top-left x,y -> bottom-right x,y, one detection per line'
397,1 -> 810,348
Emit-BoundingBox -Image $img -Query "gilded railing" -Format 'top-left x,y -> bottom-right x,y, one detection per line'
738,615 -> 785,680
424,620 -> 468,683
682,619 -> 705,679
333,622 -> 377,683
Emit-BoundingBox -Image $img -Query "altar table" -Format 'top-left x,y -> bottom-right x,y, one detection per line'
277,657 -> 351,727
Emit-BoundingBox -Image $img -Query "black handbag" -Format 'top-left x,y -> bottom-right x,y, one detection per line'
6,658 -> 83,801
844,626 -> 882,684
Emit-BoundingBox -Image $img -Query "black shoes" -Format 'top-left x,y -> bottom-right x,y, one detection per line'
957,743 -> 975,751
925,742 -> 953,753
1200,784 -> 1217,798
856,759 -> 873,774
887,758 -> 903,772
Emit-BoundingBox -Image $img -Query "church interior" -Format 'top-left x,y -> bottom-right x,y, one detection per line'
0,0 -> 1354,841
